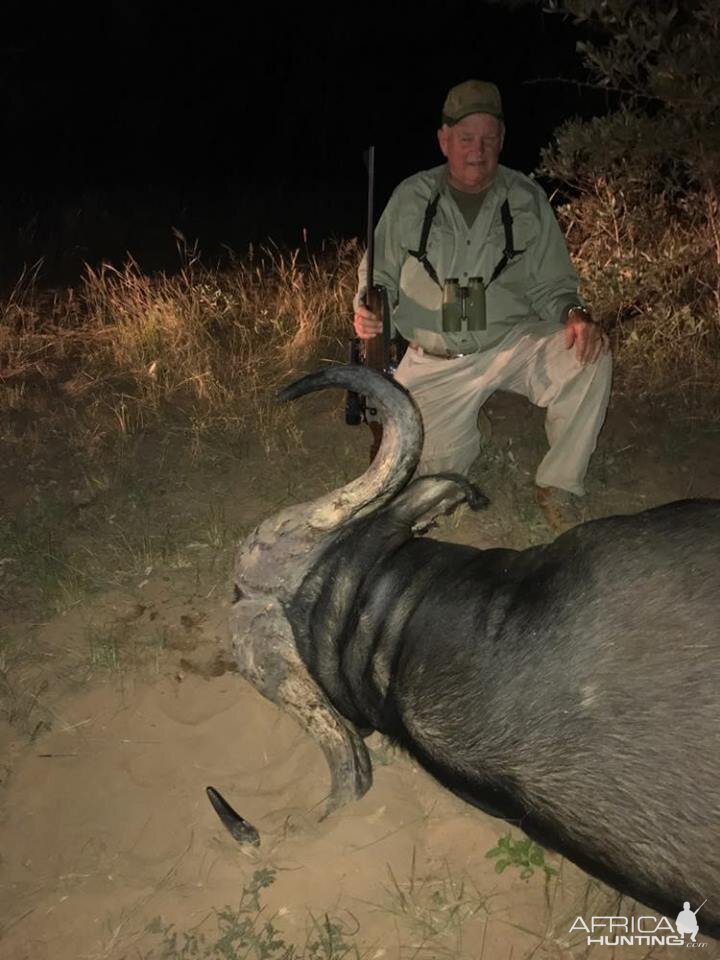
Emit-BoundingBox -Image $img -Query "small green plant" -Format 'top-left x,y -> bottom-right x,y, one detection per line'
143,868 -> 365,959
303,913 -> 361,960
485,833 -> 557,881
144,869 -> 285,959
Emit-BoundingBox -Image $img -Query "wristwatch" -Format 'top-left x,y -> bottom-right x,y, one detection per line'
566,304 -> 595,323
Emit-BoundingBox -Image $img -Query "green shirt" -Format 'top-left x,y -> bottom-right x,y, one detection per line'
448,182 -> 489,228
355,163 -> 584,355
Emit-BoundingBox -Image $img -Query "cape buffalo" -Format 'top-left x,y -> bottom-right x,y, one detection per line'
221,365 -> 720,938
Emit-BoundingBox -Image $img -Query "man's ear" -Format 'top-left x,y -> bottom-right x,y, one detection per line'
437,125 -> 450,158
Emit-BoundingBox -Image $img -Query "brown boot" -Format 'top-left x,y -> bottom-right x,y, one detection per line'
535,485 -> 584,535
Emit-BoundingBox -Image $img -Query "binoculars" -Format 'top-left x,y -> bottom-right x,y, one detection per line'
441,277 -> 486,332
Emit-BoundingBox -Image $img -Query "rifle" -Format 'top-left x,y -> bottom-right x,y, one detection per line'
345,145 -> 406,461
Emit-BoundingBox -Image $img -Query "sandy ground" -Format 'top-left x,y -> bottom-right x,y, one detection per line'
1,387 -> 719,959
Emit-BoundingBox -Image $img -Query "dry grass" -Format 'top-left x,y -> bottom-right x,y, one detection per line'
3,204 -> 719,472
0,235 -> 360,459
0,237 -> 360,617
556,180 -> 720,409
3,204 -> 720,466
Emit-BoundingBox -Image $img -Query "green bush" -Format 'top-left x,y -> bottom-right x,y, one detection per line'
541,0 -> 720,402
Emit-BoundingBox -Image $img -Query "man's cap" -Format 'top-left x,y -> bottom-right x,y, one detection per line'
442,80 -> 503,125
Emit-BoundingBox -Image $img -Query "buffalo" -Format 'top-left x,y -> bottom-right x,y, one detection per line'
221,365 -> 720,938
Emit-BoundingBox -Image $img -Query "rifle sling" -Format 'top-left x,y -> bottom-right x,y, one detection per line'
487,199 -> 526,285
407,193 -> 441,287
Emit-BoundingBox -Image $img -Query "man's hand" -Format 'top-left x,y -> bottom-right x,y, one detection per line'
353,304 -> 382,340
564,308 -> 609,364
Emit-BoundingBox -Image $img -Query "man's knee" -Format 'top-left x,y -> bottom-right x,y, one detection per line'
545,327 -> 610,365
588,348 -> 613,401
542,330 -> 613,396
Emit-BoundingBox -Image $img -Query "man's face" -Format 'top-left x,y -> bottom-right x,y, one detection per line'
437,113 -> 503,193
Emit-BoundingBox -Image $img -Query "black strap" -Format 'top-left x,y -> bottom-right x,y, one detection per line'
407,193 -> 442,288
407,194 -> 525,291
486,199 -> 526,287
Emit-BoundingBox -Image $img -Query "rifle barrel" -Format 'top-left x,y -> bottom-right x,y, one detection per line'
366,145 -> 375,294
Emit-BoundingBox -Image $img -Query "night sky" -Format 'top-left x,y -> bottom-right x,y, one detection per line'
2,0 -> 608,279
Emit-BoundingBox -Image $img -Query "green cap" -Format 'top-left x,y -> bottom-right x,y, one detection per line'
442,80 -> 503,125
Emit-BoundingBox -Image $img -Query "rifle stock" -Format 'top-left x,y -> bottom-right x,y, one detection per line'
364,284 -> 391,373
344,338 -> 364,426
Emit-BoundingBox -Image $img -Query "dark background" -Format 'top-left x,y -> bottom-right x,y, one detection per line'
1,0 -> 608,284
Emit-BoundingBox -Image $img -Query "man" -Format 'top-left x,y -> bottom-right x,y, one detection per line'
353,79 -> 611,533
675,902 -> 702,943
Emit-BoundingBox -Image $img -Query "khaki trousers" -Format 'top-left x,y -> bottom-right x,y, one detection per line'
393,321 -> 612,496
